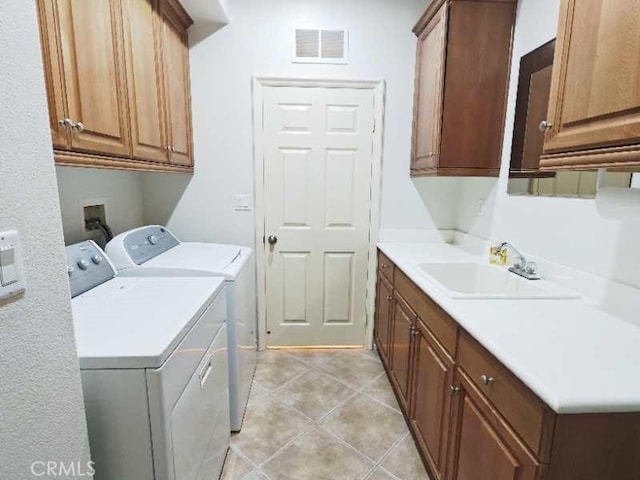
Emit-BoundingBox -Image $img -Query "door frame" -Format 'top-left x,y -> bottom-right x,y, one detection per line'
252,77 -> 385,351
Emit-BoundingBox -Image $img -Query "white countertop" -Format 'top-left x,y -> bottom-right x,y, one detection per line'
378,241 -> 640,414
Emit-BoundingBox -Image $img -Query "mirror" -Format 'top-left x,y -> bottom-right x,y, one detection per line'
508,171 -> 637,198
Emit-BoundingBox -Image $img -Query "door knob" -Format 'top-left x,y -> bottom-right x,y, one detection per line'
267,235 -> 278,246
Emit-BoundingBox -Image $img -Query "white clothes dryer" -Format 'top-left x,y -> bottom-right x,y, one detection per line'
106,225 -> 257,431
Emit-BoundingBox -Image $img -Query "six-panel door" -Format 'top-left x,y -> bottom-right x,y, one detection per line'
262,86 -> 375,347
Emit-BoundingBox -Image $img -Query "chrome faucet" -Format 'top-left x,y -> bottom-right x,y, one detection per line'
498,242 -> 541,280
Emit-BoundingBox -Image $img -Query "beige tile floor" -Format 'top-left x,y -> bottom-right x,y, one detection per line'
220,349 -> 430,480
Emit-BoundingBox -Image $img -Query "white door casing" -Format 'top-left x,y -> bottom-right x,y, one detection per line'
253,79 -> 384,348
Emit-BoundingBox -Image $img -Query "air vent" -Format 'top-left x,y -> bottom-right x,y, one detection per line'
293,27 -> 348,64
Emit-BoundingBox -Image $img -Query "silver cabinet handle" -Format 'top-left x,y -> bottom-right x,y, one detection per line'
539,120 -> 552,132
386,295 -> 393,301
480,374 -> 494,386
73,121 -> 84,132
58,118 -> 74,128
166,145 -> 173,152
267,235 -> 278,246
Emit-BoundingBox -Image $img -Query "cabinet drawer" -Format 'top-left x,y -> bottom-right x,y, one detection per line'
377,250 -> 394,282
395,269 -> 457,355
457,331 -> 554,460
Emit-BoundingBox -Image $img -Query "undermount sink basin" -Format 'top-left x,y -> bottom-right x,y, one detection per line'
417,262 -> 580,299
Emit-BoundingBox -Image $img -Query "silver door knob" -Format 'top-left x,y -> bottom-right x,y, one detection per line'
538,120 -> 552,132
267,235 -> 278,246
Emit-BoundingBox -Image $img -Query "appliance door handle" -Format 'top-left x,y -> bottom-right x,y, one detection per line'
199,357 -> 213,388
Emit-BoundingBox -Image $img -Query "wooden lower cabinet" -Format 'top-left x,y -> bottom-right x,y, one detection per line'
389,293 -> 414,411
376,248 -> 640,480
410,319 -> 454,480
374,272 -> 393,365
447,369 -> 541,480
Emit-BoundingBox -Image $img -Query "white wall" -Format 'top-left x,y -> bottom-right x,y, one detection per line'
0,2 -> 92,478
56,167 -> 145,245
142,0 -> 458,246
456,0 -> 640,290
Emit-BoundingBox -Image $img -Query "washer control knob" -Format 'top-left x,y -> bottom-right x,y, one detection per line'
67,265 -> 75,276
91,254 -> 103,265
77,259 -> 89,270
147,235 -> 159,245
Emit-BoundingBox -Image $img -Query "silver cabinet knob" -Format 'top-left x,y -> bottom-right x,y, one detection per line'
386,295 -> 393,301
166,145 -> 174,152
539,120 -> 552,132
73,121 -> 85,132
267,235 -> 278,246
450,385 -> 460,394
480,374 -> 494,386
58,118 -> 74,128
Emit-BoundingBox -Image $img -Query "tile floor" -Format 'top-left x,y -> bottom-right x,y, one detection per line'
220,349 -> 430,480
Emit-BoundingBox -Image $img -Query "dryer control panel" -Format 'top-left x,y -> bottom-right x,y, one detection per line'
66,241 -> 116,298
122,226 -> 180,265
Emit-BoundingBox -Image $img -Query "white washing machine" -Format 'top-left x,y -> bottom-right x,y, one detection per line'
106,225 -> 257,432
67,241 -> 230,480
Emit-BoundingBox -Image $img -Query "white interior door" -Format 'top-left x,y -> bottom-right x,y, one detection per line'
262,86 -> 376,347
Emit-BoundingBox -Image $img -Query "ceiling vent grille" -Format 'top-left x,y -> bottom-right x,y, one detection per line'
293,27 -> 348,64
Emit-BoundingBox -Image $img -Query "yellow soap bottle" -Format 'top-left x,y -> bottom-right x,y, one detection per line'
489,245 -> 508,266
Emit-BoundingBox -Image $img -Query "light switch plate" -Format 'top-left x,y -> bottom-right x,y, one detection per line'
234,194 -> 252,211
0,230 -> 26,302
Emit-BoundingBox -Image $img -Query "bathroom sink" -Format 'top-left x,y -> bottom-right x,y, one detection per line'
417,263 -> 580,299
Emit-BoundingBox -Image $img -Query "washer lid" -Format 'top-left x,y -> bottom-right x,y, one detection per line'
135,243 -> 248,279
72,276 -> 225,369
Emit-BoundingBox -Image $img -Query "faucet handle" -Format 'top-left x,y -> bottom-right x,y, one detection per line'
524,261 -> 538,275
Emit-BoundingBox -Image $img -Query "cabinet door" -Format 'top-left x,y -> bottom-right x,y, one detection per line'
411,3 -> 447,172
410,320 -> 453,480
447,369 -> 540,480
160,9 -> 193,166
36,0 -> 70,150
542,0 -> 640,163
122,0 -> 168,163
56,0 -> 131,156
389,294 -> 414,411
374,273 -> 393,366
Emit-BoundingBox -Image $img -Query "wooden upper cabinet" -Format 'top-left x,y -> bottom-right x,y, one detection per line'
122,0 -> 167,163
159,1 -> 194,167
540,0 -> 640,170
36,0 -> 193,172
411,3 -> 447,172
411,0 -> 517,177
59,0 -> 131,157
